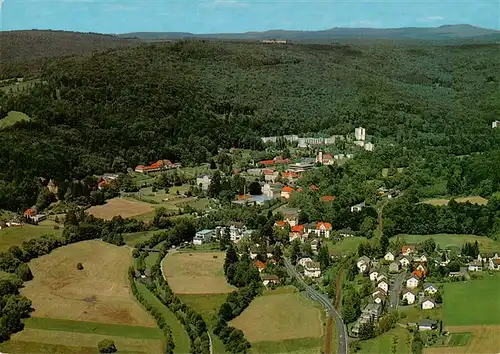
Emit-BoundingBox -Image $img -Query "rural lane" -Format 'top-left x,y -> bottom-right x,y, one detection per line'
389,271 -> 406,310
160,250 -> 213,354
284,258 -> 348,354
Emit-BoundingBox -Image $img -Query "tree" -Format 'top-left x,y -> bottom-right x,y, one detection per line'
379,234 -> 389,256
76,262 -> 84,270
224,244 -> 238,275
248,181 -> 262,195
435,291 -> 443,303
358,322 -> 375,340
15,263 -> 33,281
98,339 -> 117,353
360,216 -> 376,239
210,159 -> 217,170
289,240 -> 301,264
318,245 -> 330,270
447,261 -> 460,272
421,238 -> 436,254
220,227 -> 231,251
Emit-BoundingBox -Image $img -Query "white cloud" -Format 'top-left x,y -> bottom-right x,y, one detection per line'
419,15 -> 445,22
347,20 -> 381,28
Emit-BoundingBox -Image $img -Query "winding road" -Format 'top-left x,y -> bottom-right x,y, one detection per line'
284,258 -> 348,354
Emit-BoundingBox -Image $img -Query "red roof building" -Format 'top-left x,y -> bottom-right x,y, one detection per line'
254,261 -> 266,272
309,184 -> 319,191
275,220 -> 287,228
24,208 -> 37,216
291,225 -> 305,233
320,195 -> 336,202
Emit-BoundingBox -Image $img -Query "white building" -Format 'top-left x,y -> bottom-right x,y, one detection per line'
196,175 -> 212,191
421,299 -> 436,310
357,256 -> 371,273
304,261 -> 321,278
402,290 -> 416,305
298,257 -> 314,267
384,251 -> 395,262
423,284 -> 438,295
354,140 -> 365,147
377,280 -> 389,293
406,276 -> 419,289
399,256 -> 412,268
355,127 -> 366,141
261,136 -> 278,144
369,269 -> 379,281
193,229 -> 213,245
350,202 -> 366,213
364,142 -> 374,151
492,121 -> 500,129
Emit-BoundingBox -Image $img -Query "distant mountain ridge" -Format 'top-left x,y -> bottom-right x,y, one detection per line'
119,24 -> 500,42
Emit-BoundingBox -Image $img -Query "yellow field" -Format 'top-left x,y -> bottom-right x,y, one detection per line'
5,328 -> 162,354
22,240 -> 155,327
230,292 -> 323,342
162,251 -> 234,294
425,326 -> 500,354
0,223 -> 62,251
423,196 -> 488,206
87,197 -> 154,220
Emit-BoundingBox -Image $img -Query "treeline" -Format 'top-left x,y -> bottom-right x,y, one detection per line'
384,194 -> 500,238
0,279 -> 33,342
128,268 -> 175,354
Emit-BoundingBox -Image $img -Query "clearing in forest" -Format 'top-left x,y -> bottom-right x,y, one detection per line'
22,240 -> 156,327
162,251 -> 234,294
230,292 -> 323,343
0,111 -> 31,129
87,197 -> 154,220
423,196 -> 488,206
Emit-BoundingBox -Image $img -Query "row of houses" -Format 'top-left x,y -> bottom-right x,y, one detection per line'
468,253 -> 500,271
135,159 -> 180,174
297,257 -> 322,278
260,135 -> 345,148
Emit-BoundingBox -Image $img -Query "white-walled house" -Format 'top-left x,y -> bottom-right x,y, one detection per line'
193,229 -> 213,245
468,259 -> 483,271
406,276 -> 419,289
357,256 -> 371,273
399,256 -> 412,268
304,261 -> 321,278
369,269 -> 379,281
384,251 -> 396,262
402,290 -> 416,305
298,257 -> 314,267
421,298 -> 436,310
196,175 -> 212,191
377,280 -> 389,293
424,284 -> 438,295
414,255 -> 428,263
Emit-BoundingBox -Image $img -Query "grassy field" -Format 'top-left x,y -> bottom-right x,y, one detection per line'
135,281 -> 190,354
178,293 -> 228,319
425,326 -> 500,354
444,274 -> 500,326
0,110 -> 31,129
0,223 -> 62,251
357,326 -> 411,354
251,337 -> 324,354
230,292 -> 323,343
123,231 -> 157,247
162,251 -> 234,294
87,197 -> 154,220
22,240 -> 155,327
422,196 -> 488,206
327,237 -> 367,255
446,332 -> 472,346
398,234 -> 500,253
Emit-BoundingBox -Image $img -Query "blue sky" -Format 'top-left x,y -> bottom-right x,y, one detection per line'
1,0 -> 499,33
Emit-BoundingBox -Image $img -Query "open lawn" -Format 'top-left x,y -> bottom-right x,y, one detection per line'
178,293 -> 228,319
0,110 -> 31,129
123,231 -> 157,247
357,325 -> 411,354
398,234 -> 500,253
327,237 -> 367,256
423,196 -> 488,206
230,292 -> 323,343
444,274 -> 500,326
251,338 -> 323,354
88,197 -> 154,220
135,281 -> 190,354
1,328 -> 162,354
162,251 -> 234,294
425,326 -> 500,354
22,240 -> 156,327
0,223 -> 62,252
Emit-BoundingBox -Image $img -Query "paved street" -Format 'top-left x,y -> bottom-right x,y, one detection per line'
284,258 -> 348,354
389,271 -> 406,310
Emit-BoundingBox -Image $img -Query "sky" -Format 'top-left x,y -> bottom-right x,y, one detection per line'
1,0 -> 499,34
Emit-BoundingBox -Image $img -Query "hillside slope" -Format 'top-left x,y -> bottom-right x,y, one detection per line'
0,30 -> 140,78
0,40 -> 499,210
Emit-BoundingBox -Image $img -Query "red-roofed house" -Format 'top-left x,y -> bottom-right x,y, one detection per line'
309,184 -> 319,191
290,224 -> 306,242
98,180 -> 108,190
275,220 -> 287,229
281,186 -> 294,199
264,169 -> 279,183
281,171 -> 299,182
297,187 -> 304,192
309,222 -> 332,238
320,195 -> 336,202
24,208 -> 37,217
412,269 -> 426,279
135,159 -> 173,174
402,245 -> 417,256
254,260 -> 267,272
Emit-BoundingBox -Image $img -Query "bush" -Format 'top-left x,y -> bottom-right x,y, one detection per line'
76,263 -> 84,270
98,339 -> 117,353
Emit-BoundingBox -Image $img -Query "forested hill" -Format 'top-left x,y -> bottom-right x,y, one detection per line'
0,30 -> 140,78
0,40 -> 499,210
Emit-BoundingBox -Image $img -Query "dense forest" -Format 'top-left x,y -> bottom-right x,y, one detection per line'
1,38 -> 499,211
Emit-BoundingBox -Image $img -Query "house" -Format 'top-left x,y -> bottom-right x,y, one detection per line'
377,280 -> 389,293
350,202 -> 365,213
307,222 -> 332,238
264,170 -> 279,183
281,186 -> 294,199
418,319 -> 438,331
274,220 -> 287,229
423,284 -> 438,295
196,175 -> 212,191
415,263 -> 427,272
283,209 -> 300,226
232,194 -> 273,206
364,142 -> 375,151
193,229 -> 213,245
298,257 -> 314,267
488,258 -> 500,271
448,271 -> 462,277
339,229 -> 355,238
468,259 -> 483,271
289,225 -> 305,241
398,255 -> 412,268
320,195 -> 336,202
402,245 -> 417,256
402,289 -> 416,305
254,260 -> 266,273
310,239 -> 319,252
369,269 -> 379,281
384,251 -> 396,262
362,303 -> 382,321
357,256 -> 371,273
421,298 -> 436,310
47,179 -> 58,194
414,255 -> 428,263
372,288 -> 387,298
376,274 -> 388,283
406,276 -> 419,289
262,183 -> 282,198
304,261 -> 321,278
355,127 -> 366,141
135,159 -> 173,173
315,151 -> 335,165
373,294 -> 385,304
389,262 -> 400,273
412,270 -> 426,280
261,274 -> 280,286
492,120 -> 500,129
281,171 -> 300,182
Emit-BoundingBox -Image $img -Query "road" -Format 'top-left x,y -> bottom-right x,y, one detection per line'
389,271 -> 406,310
284,258 -> 348,354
